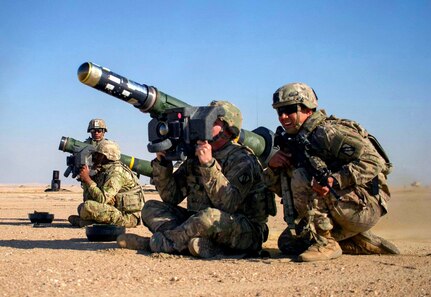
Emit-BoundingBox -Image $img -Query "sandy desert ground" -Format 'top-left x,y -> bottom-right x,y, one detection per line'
0,184 -> 430,296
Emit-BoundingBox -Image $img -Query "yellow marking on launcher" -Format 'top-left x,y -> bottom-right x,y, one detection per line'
129,156 -> 135,169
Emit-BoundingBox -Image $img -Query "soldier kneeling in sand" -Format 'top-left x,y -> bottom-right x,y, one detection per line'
68,140 -> 144,228
265,82 -> 399,262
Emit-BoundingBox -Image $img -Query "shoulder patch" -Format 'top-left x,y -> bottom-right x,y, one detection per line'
237,172 -> 251,185
340,143 -> 356,157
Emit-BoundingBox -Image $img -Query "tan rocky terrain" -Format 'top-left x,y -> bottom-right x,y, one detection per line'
0,184 -> 430,296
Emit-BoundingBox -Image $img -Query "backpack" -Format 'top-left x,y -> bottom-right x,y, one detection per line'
326,115 -> 393,176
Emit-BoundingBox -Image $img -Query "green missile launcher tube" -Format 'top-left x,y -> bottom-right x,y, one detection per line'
59,136 -> 153,177
77,62 -> 188,118
77,62 -> 274,165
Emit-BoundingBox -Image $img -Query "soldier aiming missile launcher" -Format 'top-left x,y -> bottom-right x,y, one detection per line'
77,62 -> 276,164
59,136 -> 153,178
147,105 -> 226,161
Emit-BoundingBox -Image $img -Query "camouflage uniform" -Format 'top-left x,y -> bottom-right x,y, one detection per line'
78,161 -> 143,227
265,109 -> 391,242
265,82 -> 398,260
142,139 -> 273,255
77,140 -> 144,228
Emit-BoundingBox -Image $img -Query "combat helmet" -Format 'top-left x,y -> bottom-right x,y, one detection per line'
209,100 -> 242,137
87,119 -> 108,132
95,140 -> 121,161
272,83 -> 318,109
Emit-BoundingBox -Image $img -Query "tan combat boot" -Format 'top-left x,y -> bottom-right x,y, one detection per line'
298,200 -> 342,262
117,234 -> 150,251
68,215 -> 94,228
298,231 -> 342,262
68,215 -> 81,227
340,231 -> 400,255
188,237 -> 222,258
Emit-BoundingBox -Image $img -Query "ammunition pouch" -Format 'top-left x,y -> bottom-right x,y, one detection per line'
241,186 -> 276,225
116,186 -> 145,213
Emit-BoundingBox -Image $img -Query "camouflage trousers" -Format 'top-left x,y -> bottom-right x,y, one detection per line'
289,168 -> 385,241
141,200 -> 263,253
78,201 -> 140,228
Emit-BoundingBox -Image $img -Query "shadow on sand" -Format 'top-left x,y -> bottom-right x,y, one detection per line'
0,218 -> 69,227
0,238 -> 118,251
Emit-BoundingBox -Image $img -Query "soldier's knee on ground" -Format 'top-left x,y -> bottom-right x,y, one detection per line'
182,208 -> 222,237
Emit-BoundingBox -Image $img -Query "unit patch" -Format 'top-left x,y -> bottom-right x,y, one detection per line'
238,173 -> 251,185
340,143 -> 356,157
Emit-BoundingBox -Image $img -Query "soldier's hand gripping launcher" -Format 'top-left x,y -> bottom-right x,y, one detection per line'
77,62 -> 276,165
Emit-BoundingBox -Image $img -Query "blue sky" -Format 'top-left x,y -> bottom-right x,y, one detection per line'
1,0 -> 430,186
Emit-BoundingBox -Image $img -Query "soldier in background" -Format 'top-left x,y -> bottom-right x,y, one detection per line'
118,101 -> 276,258
85,118 -> 107,145
67,118 -> 109,226
68,140 -> 144,227
265,82 -> 399,262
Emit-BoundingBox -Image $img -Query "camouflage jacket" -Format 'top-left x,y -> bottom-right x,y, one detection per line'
152,142 -> 274,226
83,161 -> 140,207
265,110 -> 391,200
